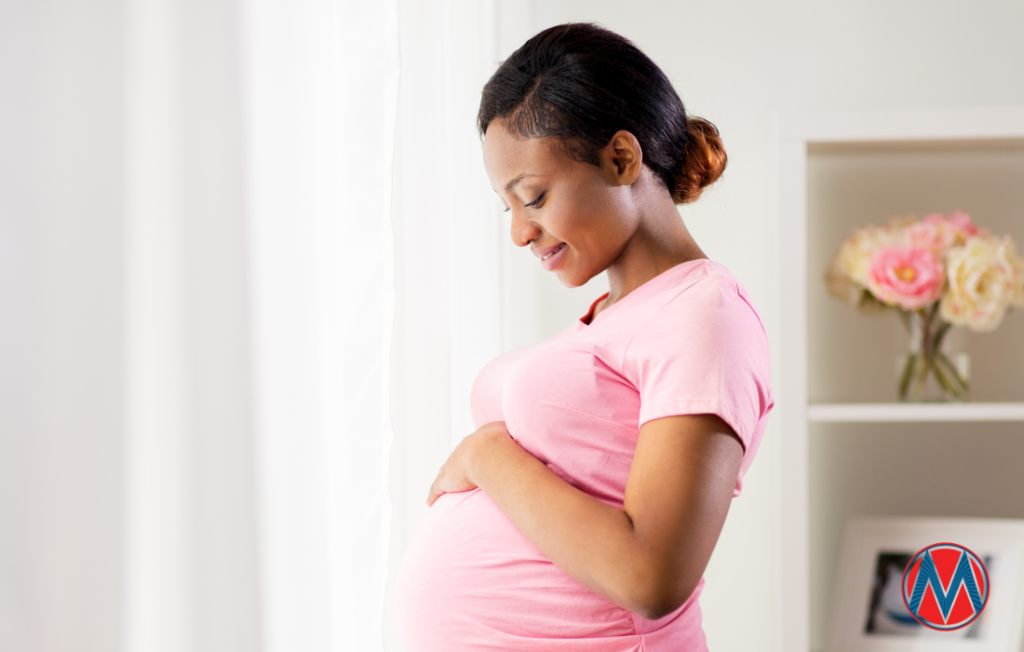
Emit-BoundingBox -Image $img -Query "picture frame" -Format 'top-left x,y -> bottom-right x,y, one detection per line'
827,516 -> 1024,652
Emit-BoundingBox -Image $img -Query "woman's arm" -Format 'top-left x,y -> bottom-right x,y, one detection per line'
466,414 -> 743,621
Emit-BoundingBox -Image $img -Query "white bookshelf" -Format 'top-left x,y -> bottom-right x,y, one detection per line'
778,107 -> 1024,652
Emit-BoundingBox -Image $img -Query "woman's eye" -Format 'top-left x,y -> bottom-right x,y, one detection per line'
500,192 -> 544,213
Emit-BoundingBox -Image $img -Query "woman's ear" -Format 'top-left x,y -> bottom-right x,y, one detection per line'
600,130 -> 643,186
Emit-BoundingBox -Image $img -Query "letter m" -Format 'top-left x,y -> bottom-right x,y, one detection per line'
908,550 -> 984,621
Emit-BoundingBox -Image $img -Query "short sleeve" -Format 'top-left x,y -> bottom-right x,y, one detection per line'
622,272 -> 773,476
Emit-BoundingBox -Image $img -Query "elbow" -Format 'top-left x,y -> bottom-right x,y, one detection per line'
634,598 -> 679,622
632,578 -> 699,622
626,539 -> 705,620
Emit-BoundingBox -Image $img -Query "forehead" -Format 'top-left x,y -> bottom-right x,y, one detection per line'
482,118 -> 565,191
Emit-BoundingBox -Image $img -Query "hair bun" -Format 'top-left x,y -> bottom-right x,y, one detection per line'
671,117 -> 727,204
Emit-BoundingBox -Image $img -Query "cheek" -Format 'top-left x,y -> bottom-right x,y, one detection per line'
557,190 -> 601,233
551,183 -> 624,252
565,209 -> 624,251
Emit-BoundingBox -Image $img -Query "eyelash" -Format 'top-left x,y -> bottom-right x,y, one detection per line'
503,192 -> 545,212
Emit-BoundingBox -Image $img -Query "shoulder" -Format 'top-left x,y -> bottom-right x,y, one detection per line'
619,261 -> 772,390
633,261 -> 767,344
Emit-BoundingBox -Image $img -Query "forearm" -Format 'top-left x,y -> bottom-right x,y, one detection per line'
471,430 -> 658,617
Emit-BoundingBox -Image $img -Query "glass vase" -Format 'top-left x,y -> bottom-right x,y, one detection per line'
896,303 -> 970,402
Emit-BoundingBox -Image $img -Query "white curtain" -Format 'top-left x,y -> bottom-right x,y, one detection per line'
384,0 -> 502,648
124,0 -> 262,650
125,0 -> 502,651
241,0 -> 401,650
1,0 -> 501,649
244,1 -> 504,649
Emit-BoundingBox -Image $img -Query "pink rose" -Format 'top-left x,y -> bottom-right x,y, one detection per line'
866,246 -> 946,309
925,210 -> 987,240
947,210 -> 981,239
910,211 -> 989,256
908,216 -> 957,256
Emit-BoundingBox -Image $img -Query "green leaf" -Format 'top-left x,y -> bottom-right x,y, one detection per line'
932,320 -> 953,351
898,309 -> 912,334
899,353 -> 917,400
932,359 -> 958,397
858,289 -> 890,314
937,352 -> 969,394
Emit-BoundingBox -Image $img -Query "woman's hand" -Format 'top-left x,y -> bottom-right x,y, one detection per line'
426,421 -> 513,507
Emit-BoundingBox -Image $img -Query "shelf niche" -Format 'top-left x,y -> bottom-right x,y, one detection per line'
807,138 -> 1024,405
809,421 -> 1024,652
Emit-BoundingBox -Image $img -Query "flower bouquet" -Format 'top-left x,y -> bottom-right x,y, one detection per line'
825,210 -> 1024,402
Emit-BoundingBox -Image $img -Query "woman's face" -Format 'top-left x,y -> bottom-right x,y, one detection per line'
481,117 -> 638,288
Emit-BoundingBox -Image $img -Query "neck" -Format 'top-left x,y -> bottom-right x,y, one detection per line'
603,197 -> 707,306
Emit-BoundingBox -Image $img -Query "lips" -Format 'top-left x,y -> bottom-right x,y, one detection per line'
541,243 -> 566,260
539,242 -> 568,271
532,242 -> 565,259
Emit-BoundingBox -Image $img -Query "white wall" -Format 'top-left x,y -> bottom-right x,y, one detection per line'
497,2 -> 1024,651
1,2 -> 126,650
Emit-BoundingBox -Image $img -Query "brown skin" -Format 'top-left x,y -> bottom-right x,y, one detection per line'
427,117 -> 745,621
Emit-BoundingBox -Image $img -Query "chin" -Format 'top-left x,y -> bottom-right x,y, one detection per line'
555,269 -> 586,289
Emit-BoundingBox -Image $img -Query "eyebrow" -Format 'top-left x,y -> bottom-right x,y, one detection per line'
496,173 -> 543,195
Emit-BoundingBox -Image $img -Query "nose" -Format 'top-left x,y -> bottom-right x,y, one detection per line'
509,210 -> 540,248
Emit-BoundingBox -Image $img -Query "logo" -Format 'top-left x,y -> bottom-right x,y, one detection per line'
902,542 -> 989,630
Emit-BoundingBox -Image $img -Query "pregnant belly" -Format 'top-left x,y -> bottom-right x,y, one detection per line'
395,488 -> 640,651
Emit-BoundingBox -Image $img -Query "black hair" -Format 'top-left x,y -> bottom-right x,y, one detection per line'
477,22 -> 726,204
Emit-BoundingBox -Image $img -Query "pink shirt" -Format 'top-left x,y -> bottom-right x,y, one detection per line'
396,258 -> 774,651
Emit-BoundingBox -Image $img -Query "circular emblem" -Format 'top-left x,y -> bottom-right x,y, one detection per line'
902,542 -> 989,630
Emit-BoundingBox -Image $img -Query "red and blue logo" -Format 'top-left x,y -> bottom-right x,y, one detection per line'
902,542 -> 989,630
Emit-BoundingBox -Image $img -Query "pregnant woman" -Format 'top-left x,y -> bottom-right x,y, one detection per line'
395,22 -> 774,651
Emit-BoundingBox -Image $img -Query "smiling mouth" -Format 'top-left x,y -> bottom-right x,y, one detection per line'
541,243 -> 566,260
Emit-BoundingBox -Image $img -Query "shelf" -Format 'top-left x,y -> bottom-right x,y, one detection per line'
808,402 -> 1024,422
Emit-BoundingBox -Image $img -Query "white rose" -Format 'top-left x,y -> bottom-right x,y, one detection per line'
940,235 -> 1024,332
825,220 -> 910,308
